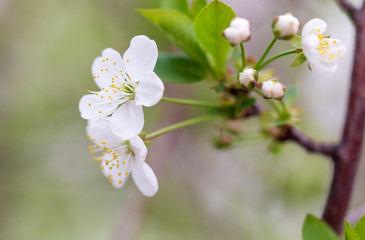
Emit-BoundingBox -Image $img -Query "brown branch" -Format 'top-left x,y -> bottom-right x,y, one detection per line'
277,126 -> 337,157
321,5 -> 365,234
336,0 -> 359,22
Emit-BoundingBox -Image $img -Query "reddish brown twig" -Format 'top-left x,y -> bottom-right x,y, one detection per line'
321,3 -> 365,233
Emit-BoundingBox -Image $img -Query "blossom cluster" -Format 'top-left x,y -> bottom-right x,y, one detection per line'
79,36 -> 164,197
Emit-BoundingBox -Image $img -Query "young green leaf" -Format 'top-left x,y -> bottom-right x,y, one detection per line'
161,0 -> 190,15
302,214 -> 339,240
355,214 -> 365,240
345,220 -> 361,240
291,52 -> 307,67
282,86 -> 298,108
155,53 -> 206,84
190,0 -> 207,19
194,0 -> 236,77
286,35 -> 302,48
138,9 -> 208,66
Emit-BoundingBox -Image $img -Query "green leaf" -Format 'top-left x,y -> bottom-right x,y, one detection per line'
138,9 -> 208,66
286,35 -> 302,48
345,220 -> 361,240
355,214 -> 365,240
302,214 -> 339,240
240,98 -> 256,110
190,0 -> 207,19
282,86 -> 298,108
257,68 -> 275,83
161,0 -> 189,15
154,53 -> 206,84
194,0 -> 236,77
291,52 -> 307,67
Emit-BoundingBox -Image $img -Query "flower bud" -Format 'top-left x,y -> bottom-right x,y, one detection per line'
223,17 -> 251,46
261,79 -> 286,100
238,67 -> 258,89
272,13 -> 300,39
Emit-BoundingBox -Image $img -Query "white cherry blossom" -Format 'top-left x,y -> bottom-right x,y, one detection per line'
301,18 -> 346,73
223,17 -> 251,46
79,36 -> 164,139
87,118 -> 158,197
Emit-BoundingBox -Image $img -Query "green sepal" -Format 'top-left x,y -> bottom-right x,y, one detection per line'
291,52 -> 307,67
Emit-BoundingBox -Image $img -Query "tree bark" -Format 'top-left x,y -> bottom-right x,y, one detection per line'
322,6 -> 365,233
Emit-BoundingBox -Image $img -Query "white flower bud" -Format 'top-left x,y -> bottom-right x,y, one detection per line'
272,13 -> 300,39
238,67 -> 258,89
223,17 -> 251,46
261,79 -> 286,100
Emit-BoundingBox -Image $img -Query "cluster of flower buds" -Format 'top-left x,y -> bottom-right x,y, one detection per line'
272,13 -> 300,39
223,17 -> 251,46
238,67 -> 258,89
261,79 -> 286,100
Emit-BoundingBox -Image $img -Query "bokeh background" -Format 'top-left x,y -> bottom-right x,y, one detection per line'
0,0 -> 364,239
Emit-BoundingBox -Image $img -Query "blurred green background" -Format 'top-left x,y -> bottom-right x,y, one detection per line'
0,0 -> 364,239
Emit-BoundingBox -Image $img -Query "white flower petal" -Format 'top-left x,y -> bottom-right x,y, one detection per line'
86,118 -> 122,148
109,101 -> 144,140
302,18 -> 327,38
129,136 -> 147,163
132,162 -> 158,197
101,152 -> 133,189
79,94 -> 118,119
135,71 -> 164,107
123,35 -> 158,82
92,48 -> 126,89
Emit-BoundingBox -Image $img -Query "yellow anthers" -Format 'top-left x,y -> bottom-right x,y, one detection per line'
127,59 -> 129,62
97,76 -> 99,78
317,29 -> 321,32
106,58 -> 109,61
88,90 -> 91,93
93,157 -> 98,162
91,138 -> 95,141
108,174 -> 112,178
87,135 -> 91,138
109,166 -> 113,170
101,96 -> 104,99
100,69 -> 103,71
89,145 -> 93,149
109,179 -> 113,183
103,146 -> 108,150
105,90 -> 108,92
120,70 -> 123,73
102,88 -> 105,90
113,62 -> 116,65
95,93 -> 98,95
128,76 -> 130,79
113,152 -> 118,159
320,50 -> 327,55
88,103 -> 91,106
123,83 -> 125,86
118,172 -> 122,176
99,111 -> 102,113
112,78 -> 114,80
118,180 -> 122,184
125,171 -> 128,176
117,164 -> 119,168
106,68 -> 109,71
115,76 -> 118,78
93,76 -> 96,79
90,150 -> 95,154
123,161 -> 125,165
103,59 -> 105,62
95,144 -> 100,147
318,34 -> 324,39
100,166 -> 104,170
101,152 -> 105,156
338,50 -> 342,53
333,40 -> 337,44
339,56 -> 343,59
100,141 -> 106,145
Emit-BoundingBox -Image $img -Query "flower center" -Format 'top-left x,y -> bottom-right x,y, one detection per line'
316,33 -> 343,61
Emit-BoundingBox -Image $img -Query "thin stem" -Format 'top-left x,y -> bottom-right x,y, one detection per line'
161,97 -> 224,108
145,114 -> 220,140
240,43 -> 246,69
256,49 -> 297,71
253,89 -> 281,114
254,37 -> 277,69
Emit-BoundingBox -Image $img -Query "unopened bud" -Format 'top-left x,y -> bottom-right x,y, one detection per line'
261,79 -> 286,100
238,67 -> 258,89
223,17 -> 251,46
272,13 -> 300,39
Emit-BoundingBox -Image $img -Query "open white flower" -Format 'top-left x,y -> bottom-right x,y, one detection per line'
272,13 -> 300,39
223,17 -> 251,46
301,18 -> 346,73
79,35 -> 164,139
87,118 -> 158,197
